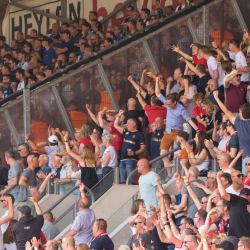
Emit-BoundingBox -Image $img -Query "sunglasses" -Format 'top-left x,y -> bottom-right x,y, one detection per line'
184,241 -> 194,244
246,163 -> 250,166
207,177 -> 214,179
201,201 -> 207,204
18,148 -> 25,152
106,120 -> 113,123
236,74 -> 242,77
133,222 -> 144,226
246,56 -> 250,58
234,174 -> 244,178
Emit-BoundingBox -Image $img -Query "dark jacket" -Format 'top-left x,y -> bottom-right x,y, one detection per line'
13,214 -> 44,250
89,235 -> 114,250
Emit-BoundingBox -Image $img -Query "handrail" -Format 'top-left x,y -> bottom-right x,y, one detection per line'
126,126 -> 218,185
42,185 -> 93,215
0,0 -> 214,108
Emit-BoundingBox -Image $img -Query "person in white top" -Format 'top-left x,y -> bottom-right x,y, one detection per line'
229,39 -> 249,83
15,68 -> 25,92
226,170 -> 250,195
17,50 -> 29,72
0,196 -> 15,250
222,40 -> 236,61
198,46 -> 225,89
194,209 -> 207,234
100,133 -> 118,178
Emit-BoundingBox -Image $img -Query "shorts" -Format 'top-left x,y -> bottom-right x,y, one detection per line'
160,130 -> 179,151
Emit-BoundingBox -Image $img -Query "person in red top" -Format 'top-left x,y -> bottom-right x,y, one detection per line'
137,92 -> 167,133
243,159 -> 250,186
192,93 -> 208,132
224,69 -> 250,116
78,125 -> 95,153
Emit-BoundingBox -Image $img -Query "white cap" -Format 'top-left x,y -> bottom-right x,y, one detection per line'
48,135 -> 58,143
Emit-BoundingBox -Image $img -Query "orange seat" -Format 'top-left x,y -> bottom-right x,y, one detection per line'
30,122 -> 48,147
69,111 -> 87,128
99,91 -> 120,111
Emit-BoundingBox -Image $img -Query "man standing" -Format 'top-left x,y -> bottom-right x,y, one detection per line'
15,68 -> 25,91
19,154 -> 38,188
36,154 -> 51,184
90,219 -> 114,250
150,117 -> 165,170
42,212 -> 60,240
229,39 -> 249,84
61,236 -> 75,250
42,36 -> 55,66
0,157 -> 8,188
151,0 -> 166,15
137,158 -> 165,212
226,170 -> 249,195
17,50 -> 29,72
13,198 -> 44,250
56,30 -> 73,58
217,171 -> 250,238
17,143 -> 39,168
194,209 -> 207,234
212,121 -> 230,152
67,184 -> 95,245
114,115 -> 146,184
0,150 -> 23,201
176,131 -> 190,165
155,78 -> 198,173
183,235 -> 199,250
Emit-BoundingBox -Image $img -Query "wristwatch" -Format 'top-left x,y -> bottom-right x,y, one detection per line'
211,145 -> 215,149
203,239 -> 207,242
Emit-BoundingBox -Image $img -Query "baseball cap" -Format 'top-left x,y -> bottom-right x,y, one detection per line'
60,30 -> 71,36
139,234 -> 154,250
226,237 -> 239,248
17,205 -> 31,216
240,188 -> 250,196
45,65 -> 53,71
216,241 -> 234,250
56,149 -> 68,157
48,135 -> 58,143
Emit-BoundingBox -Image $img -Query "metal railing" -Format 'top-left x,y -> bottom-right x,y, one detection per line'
126,126 -> 219,185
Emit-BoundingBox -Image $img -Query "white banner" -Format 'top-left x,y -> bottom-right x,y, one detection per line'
3,0 -> 176,44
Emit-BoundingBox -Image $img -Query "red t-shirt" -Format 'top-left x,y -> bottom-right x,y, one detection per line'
79,138 -> 95,152
225,83 -> 248,113
244,177 -> 250,186
110,126 -> 123,151
192,106 -> 208,132
144,105 -> 167,133
192,56 -> 208,68
39,231 -> 47,250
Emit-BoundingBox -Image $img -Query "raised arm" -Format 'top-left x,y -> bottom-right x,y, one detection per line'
25,134 -> 46,154
186,143 -> 208,165
137,91 -> 147,109
128,76 -> 147,98
98,113 -> 111,132
213,91 -> 235,124
38,172 -> 54,195
180,57 -> 197,73
217,171 -> 230,201
204,208 -> 218,232
86,104 -> 99,125
155,77 -> 161,97
193,181 -> 213,194
30,197 -> 42,215
114,110 -> 125,134
172,45 -> 192,61
0,197 -> 14,225
228,149 -> 244,170
212,41 -> 229,61
212,118 -> 219,141
90,135 -> 100,162
64,134 -> 83,162
155,177 -> 165,194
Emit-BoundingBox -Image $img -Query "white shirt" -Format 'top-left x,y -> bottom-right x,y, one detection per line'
195,155 -> 209,171
207,56 -> 225,87
227,50 -> 236,61
216,132 -> 230,151
198,225 -> 205,234
45,145 -> 66,170
101,146 -> 117,168
16,81 -> 25,91
235,51 -> 249,82
226,184 -> 250,195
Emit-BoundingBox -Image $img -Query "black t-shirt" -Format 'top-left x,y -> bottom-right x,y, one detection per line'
151,128 -> 165,160
89,235 -> 114,250
228,194 -> 250,238
124,110 -> 145,131
70,35 -> 80,53
196,75 -> 210,96
214,218 -> 230,235
121,129 -> 145,161
60,40 -> 74,58
0,167 -> 8,186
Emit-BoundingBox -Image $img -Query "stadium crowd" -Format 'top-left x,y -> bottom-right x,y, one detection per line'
1,0 -> 250,250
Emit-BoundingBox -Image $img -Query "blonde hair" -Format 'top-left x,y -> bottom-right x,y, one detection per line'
118,246 -> 130,250
103,133 -> 117,144
212,234 -> 228,244
82,145 -> 95,164
201,98 -> 219,116
31,51 -> 42,62
77,244 -> 90,250
80,125 -> 91,139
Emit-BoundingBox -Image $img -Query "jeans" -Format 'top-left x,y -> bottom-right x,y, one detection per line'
97,174 -> 103,182
119,160 -> 137,185
242,157 -> 250,176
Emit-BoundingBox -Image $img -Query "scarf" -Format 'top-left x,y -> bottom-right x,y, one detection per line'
219,217 -> 229,233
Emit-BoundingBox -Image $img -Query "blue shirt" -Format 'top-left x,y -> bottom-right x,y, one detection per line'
36,165 -> 51,181
43,47 -> 55,65
2,85 -> 13,97
54,164 -> 63,179
208,89 -> 224,105
234,118 -> 250,156
158,94 -> 191,133
151,128 -> 164,160
90,235 -> 114,250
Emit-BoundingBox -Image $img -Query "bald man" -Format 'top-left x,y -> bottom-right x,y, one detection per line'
206,79 -> 223,105
45,240 -> 59,250
19,154 -> 38,188
226,170 -> 250,195
42,212 -> 60,240
123,98 -> 145,131
183,234 -> 199,250
174,166 -> 206,218
151,117 -> 165,170
217,153 -> 231,173
61,236 -> 75,250
137,158 -> 165,212
67,184 -> 95,245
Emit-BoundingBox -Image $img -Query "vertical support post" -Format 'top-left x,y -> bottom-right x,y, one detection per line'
3,110 -> 22,146
46,178 -> 52,195
51,86 -> 75,140
23,87 -> 31,139
202,5 -> 209,45
97,62 -> 120,112
187,18 -> 200,43
113,167 -> 120,185
230,0 -> 248,31
212,159 -> 217,171
61,0 -> 67,20
54,182 -> 59,194
142,40 -> 160,75
73,202 -> 79,219
175,157 -> 181,174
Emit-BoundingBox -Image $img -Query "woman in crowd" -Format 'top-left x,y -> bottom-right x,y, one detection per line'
100,133 -> 118,178
78,125 -> 95,153
77,244 -> 90,250
244,159 -> 250,186
65,133 -> 100,190
186,131 -> 212,173
129,199 -> 148,234
200,99 -> 221,131
3,219 -> 18,250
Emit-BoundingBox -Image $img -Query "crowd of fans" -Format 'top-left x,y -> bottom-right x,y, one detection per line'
1,0 -> 250,250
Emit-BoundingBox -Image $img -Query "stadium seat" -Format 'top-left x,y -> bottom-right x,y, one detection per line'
69,111 -> 87,128
30,122 -> 48,147
100,91 -> 120,113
